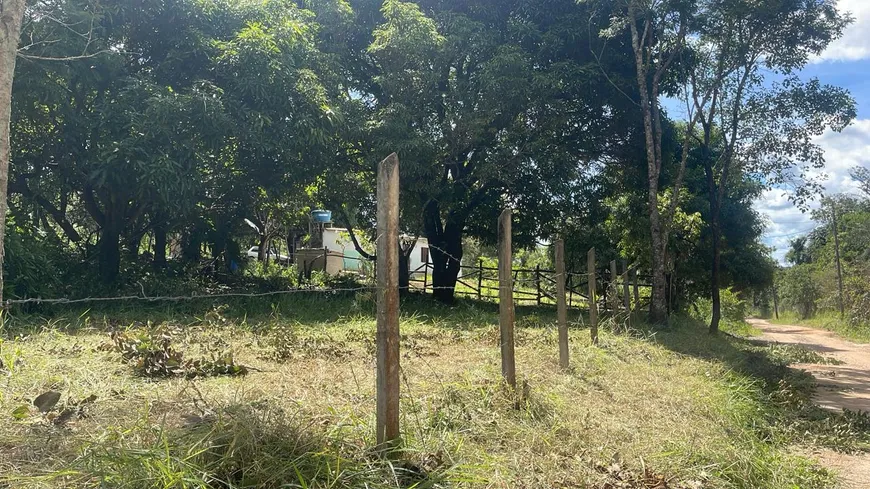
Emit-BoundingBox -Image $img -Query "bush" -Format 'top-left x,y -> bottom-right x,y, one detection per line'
3,222 -> 66,300
778,264 -> 820,319
691,287 -> 748,327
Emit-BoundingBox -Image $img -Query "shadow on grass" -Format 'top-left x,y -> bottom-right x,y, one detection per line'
639,317 -> 870,452
7,402 -> 453,489
3,290 -> 577,335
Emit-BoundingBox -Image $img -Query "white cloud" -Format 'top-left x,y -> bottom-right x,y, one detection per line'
755,119 -> 869,263
815,0 -> 870,62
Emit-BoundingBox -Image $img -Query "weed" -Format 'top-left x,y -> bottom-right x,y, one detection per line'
111,326 -> 248,378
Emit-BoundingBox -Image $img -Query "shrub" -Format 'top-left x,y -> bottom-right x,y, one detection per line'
778,264 -> 820,319
691,287 -> 748,327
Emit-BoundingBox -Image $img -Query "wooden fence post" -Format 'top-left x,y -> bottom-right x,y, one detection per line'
422,261 -> 428,294
555,239 -> 569,369
587,248 -> 598,345
498,209 -> 517,388
622,259 -> 631,328
567,273 -> 573,308
477,259 -> 483,301
536,264 -> 542,306
632,268 -> 639,307
609,260 -> 618,313
376,153 -> 400,448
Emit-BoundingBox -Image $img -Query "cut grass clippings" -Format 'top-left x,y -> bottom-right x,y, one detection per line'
0,293 -> 865,488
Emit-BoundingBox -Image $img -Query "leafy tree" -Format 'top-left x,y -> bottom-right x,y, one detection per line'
678,0 -> 853,334
593,0 -> 698,323
9,0 -> 342,283
351,0 -> 637,302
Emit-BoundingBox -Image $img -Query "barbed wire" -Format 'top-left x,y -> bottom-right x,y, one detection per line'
1,248 -> 642,308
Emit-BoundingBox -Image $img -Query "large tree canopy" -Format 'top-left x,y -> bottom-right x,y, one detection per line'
2,0 -> 854,322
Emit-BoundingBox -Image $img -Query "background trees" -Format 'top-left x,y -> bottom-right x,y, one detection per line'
1,0 -> 856,327
780,188 -> 870,327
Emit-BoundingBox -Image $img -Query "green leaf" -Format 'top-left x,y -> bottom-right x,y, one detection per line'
12,405 -> 31,420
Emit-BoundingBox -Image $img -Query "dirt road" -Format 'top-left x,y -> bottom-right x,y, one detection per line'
748,318 -> 870,489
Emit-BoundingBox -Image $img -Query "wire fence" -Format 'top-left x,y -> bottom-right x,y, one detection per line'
2,249 -> 652,312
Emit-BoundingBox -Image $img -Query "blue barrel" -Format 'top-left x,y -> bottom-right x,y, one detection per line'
311,210 -> 332,223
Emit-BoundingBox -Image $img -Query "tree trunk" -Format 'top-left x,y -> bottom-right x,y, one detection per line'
258,234 -> 269,263
704,159 -> 722,335
0,0 -> 26,302
154,224 -> 167,268
98,217 -> 122,283
423,200 -> 463,303
182,230 -> 202,262
648,209 -> 669,323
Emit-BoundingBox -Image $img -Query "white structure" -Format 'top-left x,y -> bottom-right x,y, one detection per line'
318,227 -> 429,275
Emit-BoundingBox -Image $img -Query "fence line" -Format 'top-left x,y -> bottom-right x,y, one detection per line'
2,250 -> 653,311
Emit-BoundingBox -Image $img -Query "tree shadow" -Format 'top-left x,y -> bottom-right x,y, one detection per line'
638,317 -> 870,451
13,401 -> 453,489
4,290 -> 574,335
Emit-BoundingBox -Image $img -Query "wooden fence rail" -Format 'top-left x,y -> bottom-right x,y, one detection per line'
408,260 -> 652,311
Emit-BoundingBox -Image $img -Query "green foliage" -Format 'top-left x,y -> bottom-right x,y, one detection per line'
2,222 -> 64,300
691,287 -> 748,329
778,264 -> 820,319
777,194 -> 870,327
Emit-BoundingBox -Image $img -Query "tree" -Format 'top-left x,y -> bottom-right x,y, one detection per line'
9,0 -> 342,283
353,0 -> 636,302
852,166 -> 870,198
595,0 -> 699,323
682,0 -> 853,334
0,0 -> 27,301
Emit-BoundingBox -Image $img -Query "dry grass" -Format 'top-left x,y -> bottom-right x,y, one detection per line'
0,294 -> 849,488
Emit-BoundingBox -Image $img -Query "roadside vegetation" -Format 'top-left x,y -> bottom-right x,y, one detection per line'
2,294 -> 869,488
765,186 -> 870,343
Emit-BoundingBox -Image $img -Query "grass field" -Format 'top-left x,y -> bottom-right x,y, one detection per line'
1,292 -> 868,488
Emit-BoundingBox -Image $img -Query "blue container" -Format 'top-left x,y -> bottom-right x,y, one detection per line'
311,210 -> 332,223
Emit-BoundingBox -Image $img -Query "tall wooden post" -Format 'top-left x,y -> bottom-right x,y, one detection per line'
609,260 -> 618,312
535,264 -> 542,306
498,209 -> 516,388
422,261 -> 428,294
555,239 -> 569,368
376,153 -> 400,448
568,273 -> 573,307
587,248 -> 598,345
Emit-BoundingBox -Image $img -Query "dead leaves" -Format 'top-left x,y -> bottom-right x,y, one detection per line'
110,328 -> 249,378
11,391 -> 97,426
596,459 -> 706,489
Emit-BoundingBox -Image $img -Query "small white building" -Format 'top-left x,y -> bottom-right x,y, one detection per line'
301,227 -> 429,276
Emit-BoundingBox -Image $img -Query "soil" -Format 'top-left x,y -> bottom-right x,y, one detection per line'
748,318 -> 870,489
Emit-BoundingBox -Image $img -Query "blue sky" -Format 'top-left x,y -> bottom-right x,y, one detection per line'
755,0 -> 870,263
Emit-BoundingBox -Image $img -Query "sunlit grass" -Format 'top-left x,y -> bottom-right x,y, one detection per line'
770,311 -> 870,343
0,294 -> 861,488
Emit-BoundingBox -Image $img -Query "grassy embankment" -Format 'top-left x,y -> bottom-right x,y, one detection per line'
768,311 -> 870,343
2,292 -> 869,488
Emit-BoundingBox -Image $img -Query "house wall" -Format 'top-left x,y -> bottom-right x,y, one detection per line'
320,228 -> 429,276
